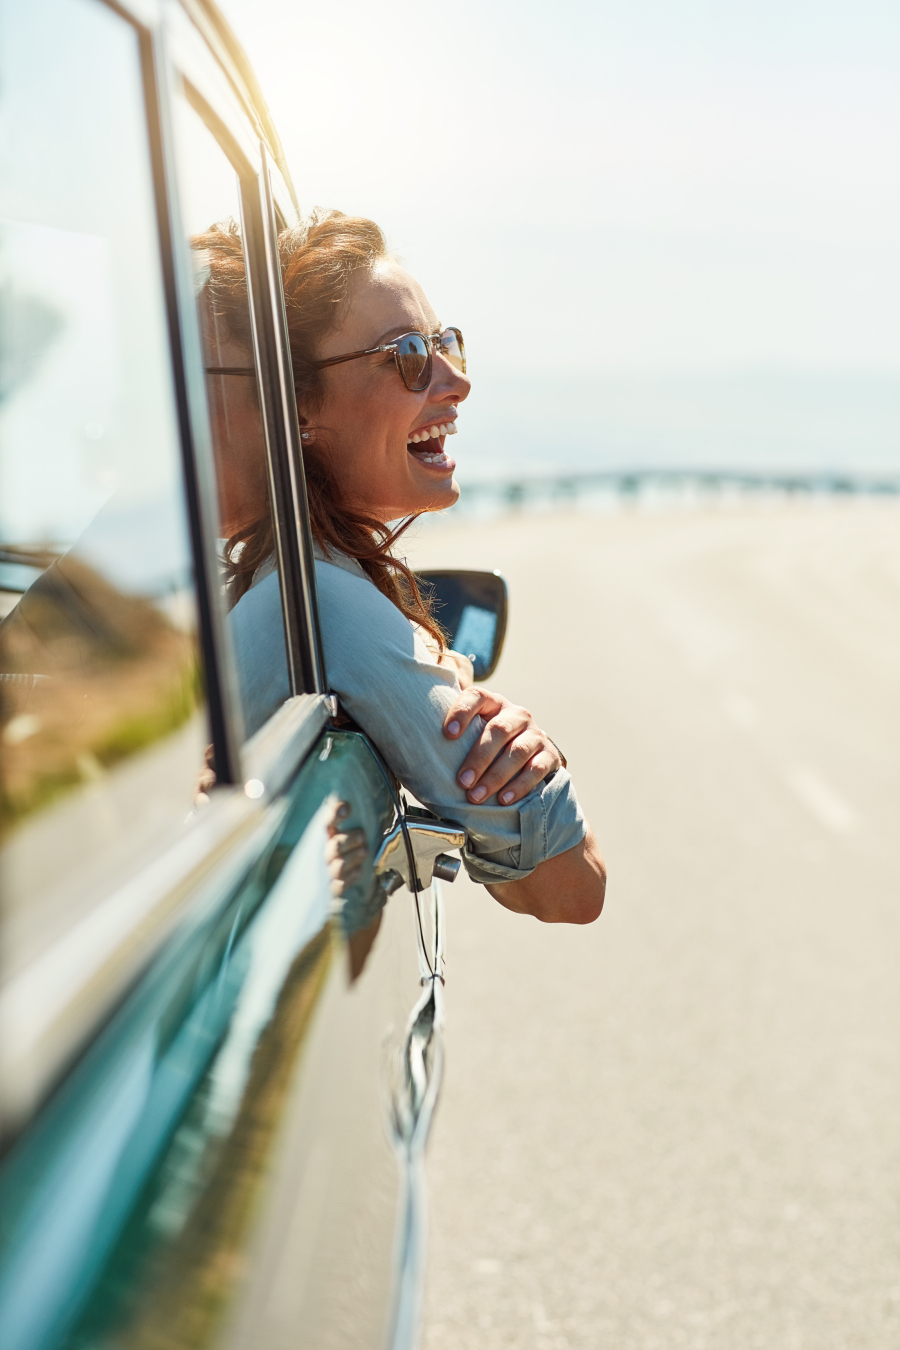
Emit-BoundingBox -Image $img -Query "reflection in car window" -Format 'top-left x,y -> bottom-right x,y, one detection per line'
0,0 -> 208,976
170,91 -> 291,738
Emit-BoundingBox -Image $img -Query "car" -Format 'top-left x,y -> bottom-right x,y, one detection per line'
0,2 -> 506,1347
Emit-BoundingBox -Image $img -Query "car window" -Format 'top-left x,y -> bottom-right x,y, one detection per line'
169,89 -> 292,739
0,0 -> 208,978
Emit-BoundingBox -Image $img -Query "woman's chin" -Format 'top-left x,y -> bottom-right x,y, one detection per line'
380,475 -> 459,522
405,452 -> 459,510
421,472 -> 459,513
428,474 -> 460,512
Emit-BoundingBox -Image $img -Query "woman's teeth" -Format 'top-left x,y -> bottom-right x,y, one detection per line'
407,422 -> 457,445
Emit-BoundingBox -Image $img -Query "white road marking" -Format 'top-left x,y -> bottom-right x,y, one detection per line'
786,766 -> 858,833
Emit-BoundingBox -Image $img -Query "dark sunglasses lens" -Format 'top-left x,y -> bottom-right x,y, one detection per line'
394,333 -> 431,390
439,327 -> 466,374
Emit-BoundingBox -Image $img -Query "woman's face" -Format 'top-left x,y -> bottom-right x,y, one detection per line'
303,261 -> 471,521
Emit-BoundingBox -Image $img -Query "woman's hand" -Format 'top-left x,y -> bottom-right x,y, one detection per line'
443,687 -> 564,806
325,800 -> 368,896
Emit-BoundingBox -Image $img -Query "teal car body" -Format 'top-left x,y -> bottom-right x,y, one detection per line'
0,730 -> 437,1350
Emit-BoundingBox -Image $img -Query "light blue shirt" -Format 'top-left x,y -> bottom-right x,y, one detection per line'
228,558 -> 290,738
229,549 -> 585,885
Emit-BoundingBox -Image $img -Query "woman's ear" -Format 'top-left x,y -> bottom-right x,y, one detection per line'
295,411 -> 317,445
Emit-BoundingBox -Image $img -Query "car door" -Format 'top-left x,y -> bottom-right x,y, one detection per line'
0,1 -> 445,1347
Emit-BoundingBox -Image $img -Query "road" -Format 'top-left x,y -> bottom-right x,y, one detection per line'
405,499 -> 900,1350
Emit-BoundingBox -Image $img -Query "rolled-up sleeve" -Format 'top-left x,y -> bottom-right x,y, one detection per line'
316,558 -> 586,884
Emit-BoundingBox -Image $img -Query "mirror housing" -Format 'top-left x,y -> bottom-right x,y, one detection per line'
418,569 -> 509,681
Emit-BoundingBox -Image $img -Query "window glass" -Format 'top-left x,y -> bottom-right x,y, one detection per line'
0,0 -> 207,973
170,91 -> 291,738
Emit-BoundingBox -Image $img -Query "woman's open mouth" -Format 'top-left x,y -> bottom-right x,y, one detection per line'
406,420 -> 457,470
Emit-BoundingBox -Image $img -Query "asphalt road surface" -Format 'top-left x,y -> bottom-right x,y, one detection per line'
406,499 -> 900,1350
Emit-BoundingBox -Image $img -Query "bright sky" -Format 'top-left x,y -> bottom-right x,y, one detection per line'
218,0 -> 900,472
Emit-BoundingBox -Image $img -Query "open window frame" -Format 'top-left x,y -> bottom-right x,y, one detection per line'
0,0 -> 331,1141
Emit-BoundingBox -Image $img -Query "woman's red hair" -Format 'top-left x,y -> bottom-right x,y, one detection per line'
280,209 -> 443,647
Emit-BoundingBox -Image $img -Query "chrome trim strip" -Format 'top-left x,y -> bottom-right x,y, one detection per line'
389,877 -> 447,1350
390,970 -> 446,1350
145,14 -> 246,777
239,159 -> 323,695
242,693 -> 330,797
259,145 -> 326,692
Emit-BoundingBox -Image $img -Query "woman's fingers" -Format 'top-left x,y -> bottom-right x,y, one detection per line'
324,802 -> 367,895
464,737 -> 561,804
325,827 -> 366,862
443,686 -> 506,739
328,858 -> 364,896
456,703 -> 534,790
444,690 -> 562,805
495,748 -> 562,805
326,800 -> 352,836
325,814 -> 367,894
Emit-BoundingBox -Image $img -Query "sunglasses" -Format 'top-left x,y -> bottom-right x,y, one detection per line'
313,327 -> 465,392
204,327 -> 465,395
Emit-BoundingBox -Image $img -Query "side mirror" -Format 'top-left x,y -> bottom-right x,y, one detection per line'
417,569 -> 508,681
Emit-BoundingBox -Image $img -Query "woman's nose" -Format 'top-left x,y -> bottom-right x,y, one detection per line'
433,357 -> 471,403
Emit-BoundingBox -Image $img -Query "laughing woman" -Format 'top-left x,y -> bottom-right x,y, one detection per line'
221,211 -> 605,923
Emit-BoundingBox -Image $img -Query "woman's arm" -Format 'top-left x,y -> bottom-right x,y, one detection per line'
316,559 -> 595,905
485,824 -> 606,924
